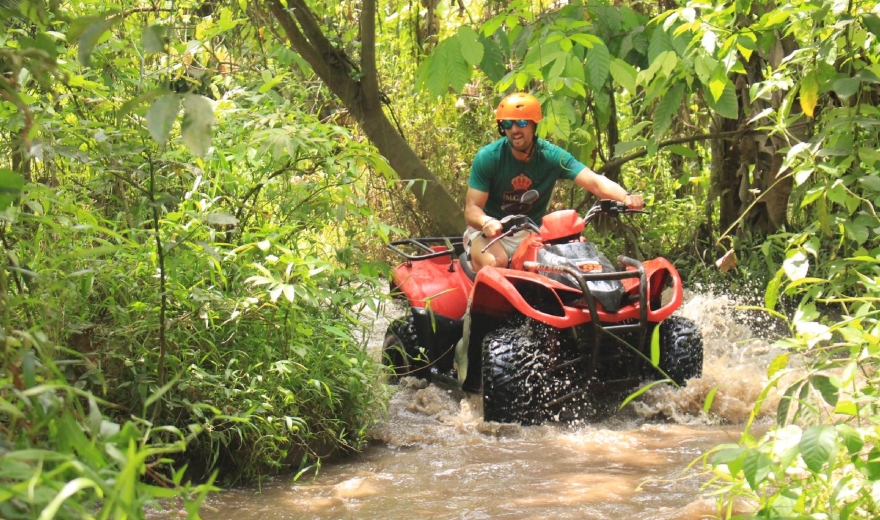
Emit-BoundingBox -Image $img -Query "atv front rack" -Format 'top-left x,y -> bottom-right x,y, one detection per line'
523,255 -> 648,390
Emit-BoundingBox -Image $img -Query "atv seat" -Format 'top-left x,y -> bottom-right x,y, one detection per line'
459,252 -> 477,281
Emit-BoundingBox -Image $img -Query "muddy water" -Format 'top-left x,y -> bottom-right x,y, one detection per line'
199,292 -> 782,519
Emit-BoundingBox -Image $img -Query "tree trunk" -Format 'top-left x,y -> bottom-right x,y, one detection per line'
262,0 -> 465,236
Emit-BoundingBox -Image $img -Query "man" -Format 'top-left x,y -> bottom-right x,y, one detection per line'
464,92 -> 644,272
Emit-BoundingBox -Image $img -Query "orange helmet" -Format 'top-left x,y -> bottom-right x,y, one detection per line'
495,92 -> 542,123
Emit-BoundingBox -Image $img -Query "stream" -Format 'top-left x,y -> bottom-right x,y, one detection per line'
196,290 -> 783,519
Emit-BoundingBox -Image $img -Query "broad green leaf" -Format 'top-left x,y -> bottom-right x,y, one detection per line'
479,35 -> 505,83
777,380 -> 803,426
417,38 -> 470,97
858,174 -> 880,191
742,449 -> 773,491
833,76 -> 861,99
145,94 -> 180,145
799,425 -> 835,472
181,94 -> 215,156
142,24 -> 168,53
809,375 -> 838,407
76,15 -> 117,66
614,140 -> 647,157
648,25 -> 674,62
765,268 -> 783,311
836,424 -> 863,454
867,447 -> 880,480
570,33 -> 602,48
0,168 -> 24,210
585,43 -> 610,90
609,58 -> 637,93
660,51 -> 679,79
864,13 -> 880,37
843,221 -> 869,245
704,83 -> 738,119
457,26 -> 483,67
653,83 -> 685,138
800,71 -> 819,118
666,145 -> 697,157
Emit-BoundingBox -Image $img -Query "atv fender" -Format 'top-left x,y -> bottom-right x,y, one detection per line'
389,255 -> 472,320
468,258 -> 683,329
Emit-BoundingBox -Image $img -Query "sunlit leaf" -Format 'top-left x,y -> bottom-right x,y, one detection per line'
800,71 -> 819,118
767,353 -> 789,378
610,58 -> 637,93
205,212 -> 239,226
782,251 -> 809,281
701,30 -> 717,53
709,66 -> 728,102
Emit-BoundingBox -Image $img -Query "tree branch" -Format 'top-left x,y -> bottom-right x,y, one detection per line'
265,0 -> 329,78
594,128 -> 767,176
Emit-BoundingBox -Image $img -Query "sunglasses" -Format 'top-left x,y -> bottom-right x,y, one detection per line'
499,119 -> 530,130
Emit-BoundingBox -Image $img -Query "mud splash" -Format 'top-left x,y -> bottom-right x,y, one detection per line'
193,291 -> 782,519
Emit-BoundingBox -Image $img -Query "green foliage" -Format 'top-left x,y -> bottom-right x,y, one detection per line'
1,0 -> 396,514
0,331 -> 217,519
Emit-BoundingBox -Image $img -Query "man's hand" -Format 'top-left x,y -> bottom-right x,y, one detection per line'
481,216 -> 502,237
624,193 -> 645,210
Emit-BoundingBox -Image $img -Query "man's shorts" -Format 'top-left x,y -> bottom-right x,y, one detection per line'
463,226 -> 530,261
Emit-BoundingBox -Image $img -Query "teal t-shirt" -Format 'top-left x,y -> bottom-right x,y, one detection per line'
468,137 -> 586,224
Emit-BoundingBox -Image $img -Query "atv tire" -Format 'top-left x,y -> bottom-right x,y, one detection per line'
482,317 -> 583,425
657,315 -> 703,386
382,314 -> 426,381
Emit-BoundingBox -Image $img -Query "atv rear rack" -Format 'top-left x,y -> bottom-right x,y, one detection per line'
387,237 -> 464,263
523,255 -> 648,387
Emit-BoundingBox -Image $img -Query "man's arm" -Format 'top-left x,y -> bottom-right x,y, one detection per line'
464,187 -> 502,236
573,167 -> 644,209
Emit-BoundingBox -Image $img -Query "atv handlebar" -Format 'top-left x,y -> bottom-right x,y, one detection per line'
481,200 -> 646,254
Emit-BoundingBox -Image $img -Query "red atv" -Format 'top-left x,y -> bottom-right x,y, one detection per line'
383,200 -> 703,424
